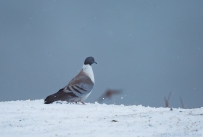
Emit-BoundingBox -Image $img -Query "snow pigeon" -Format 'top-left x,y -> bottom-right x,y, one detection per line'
44,57 -> 97,104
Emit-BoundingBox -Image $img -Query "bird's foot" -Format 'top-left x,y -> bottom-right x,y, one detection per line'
56,101 -> 62,104
81,102 -> 86,105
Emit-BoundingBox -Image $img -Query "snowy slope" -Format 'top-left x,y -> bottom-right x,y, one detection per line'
0,100 -> 202,137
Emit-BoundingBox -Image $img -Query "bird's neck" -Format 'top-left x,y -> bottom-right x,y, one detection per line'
82,64 -> 95,83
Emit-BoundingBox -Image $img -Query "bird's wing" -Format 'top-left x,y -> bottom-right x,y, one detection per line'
63,71 -> 94,97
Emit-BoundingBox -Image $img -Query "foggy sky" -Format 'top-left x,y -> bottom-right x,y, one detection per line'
0,0 -> 203,108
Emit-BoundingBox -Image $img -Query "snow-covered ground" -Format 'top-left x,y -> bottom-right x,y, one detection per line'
0,100 -> 202,137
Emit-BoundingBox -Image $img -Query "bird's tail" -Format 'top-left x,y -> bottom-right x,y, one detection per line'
44,88 -> 64,104
44,94 -> 56,104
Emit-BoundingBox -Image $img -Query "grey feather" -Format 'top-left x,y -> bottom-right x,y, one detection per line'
44,69 -> 94,104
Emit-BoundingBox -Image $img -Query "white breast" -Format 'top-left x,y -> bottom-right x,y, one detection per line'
82,64 -> 95,83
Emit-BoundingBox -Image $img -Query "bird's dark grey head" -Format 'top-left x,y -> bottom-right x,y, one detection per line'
84,57 -> 97,65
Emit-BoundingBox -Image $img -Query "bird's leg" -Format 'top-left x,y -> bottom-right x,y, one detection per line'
56,101 -> 62,104
81,102 -> 86,105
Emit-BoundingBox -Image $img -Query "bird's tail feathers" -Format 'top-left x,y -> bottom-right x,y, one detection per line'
44,88 -> 64,104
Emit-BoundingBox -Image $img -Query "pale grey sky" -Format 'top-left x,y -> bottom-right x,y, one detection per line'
0,0 -> 202,108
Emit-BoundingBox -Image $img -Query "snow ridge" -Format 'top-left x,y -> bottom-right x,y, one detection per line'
0,100 -> 202,137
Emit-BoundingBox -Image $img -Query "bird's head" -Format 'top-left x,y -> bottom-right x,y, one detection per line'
84,57 -> 97,66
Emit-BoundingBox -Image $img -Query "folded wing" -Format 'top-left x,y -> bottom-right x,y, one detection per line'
64,72 -> 94,97
44,70 -> 94,104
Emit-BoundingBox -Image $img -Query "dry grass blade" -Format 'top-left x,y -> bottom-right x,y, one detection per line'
164,92 -> 171,108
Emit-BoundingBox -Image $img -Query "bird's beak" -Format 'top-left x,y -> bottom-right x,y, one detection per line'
94,61 -> 97,64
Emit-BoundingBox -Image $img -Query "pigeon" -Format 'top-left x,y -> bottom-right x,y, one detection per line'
44,57 -> 97,104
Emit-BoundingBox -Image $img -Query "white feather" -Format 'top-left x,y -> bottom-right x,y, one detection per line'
82,64 -> 95,83
81,91 -> 92,101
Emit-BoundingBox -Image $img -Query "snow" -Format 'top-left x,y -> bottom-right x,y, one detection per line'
0,100 -> 202,137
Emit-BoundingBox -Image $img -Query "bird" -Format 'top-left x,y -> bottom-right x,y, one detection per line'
97,89 -> 123,103
44,57 -> 97,104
